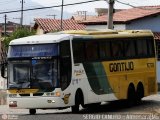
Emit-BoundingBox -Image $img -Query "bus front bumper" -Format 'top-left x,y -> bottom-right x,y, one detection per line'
8,96 -> 67,109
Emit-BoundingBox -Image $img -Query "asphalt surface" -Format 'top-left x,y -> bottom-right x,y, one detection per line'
0,94 -> 160,120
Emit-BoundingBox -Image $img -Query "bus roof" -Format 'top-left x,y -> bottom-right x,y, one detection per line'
9,29 -> 153,45
62,29 -> 153,39
9,34 -> 71,45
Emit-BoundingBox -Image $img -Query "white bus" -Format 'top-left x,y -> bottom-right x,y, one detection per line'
1,30 -> 157,114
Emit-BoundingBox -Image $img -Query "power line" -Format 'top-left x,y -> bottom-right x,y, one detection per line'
0,0 -> 104,15
115,0 -> 160,10
0,0 -> 159,18
24,4 -> 43,9
115,0 -> 136,8
0,0 -> 159,15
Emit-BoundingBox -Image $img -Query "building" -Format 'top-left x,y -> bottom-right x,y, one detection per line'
78,6 -> 160,31
71,9 -> 123,22
0,21 -> 19,65
71,11 -> 98,21
33,18 -> 86,35
0,21 -> 20,36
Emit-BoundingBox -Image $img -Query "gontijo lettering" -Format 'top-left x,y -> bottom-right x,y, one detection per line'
109,61 -> 134,72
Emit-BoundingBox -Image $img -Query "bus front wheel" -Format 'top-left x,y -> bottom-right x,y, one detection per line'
29,109 -> 36,115
71,89 -> 84,113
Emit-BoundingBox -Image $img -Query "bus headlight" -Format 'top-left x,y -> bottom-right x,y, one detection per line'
47,100 -> 55,103
45,92 -> 61,97
9,101 -> 17,107
55,92 -> 60,97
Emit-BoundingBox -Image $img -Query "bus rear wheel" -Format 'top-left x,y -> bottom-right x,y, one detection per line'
127,84 -> 136,107
136,83 -> 144,104
29,109 -> 36,115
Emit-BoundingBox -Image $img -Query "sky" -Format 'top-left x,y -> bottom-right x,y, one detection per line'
32,0 -> 160,13
0,0 -> 160,25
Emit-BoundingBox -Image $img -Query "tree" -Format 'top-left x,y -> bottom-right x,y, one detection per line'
3,27 -> 35,48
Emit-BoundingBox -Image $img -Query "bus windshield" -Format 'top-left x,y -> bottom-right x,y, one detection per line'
8,59 -> 58,92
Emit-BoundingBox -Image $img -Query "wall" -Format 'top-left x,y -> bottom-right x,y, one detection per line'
126,15 -> 160,32
36,26 -> 44,35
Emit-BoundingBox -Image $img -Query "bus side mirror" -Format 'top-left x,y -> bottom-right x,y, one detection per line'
1,63 -> 7,79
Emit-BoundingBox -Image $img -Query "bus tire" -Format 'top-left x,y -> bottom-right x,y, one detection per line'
86,103 -> 101,109
127,84 -> 136,107
71,89 -> 84,113
136,82 -> 144,104
29,109 -> 36,115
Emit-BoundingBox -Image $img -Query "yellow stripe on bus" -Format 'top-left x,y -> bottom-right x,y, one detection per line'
8,89 -> 39,94
102,58 -> 156,99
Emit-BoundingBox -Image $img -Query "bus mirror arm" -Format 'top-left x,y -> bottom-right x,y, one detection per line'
1,62 -> 7,79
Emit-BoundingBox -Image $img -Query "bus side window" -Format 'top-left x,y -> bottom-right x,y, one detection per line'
124,40 -> 136,57
136,39 -> 148,57
147,39 -> 155,57
60,41 -> 72,91
99,41 -> 111,60
85,41 -> 98,61
156,40 -> 160,60
73,42 -> 85,63
111,41 -> 124,58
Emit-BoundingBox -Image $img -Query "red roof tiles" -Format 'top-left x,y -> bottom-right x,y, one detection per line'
79,6 -> 160,24
34,18 -> 86,32
154,32 -> 160,40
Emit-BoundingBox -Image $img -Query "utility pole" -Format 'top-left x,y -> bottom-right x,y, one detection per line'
107,0 -> 115,29
83,11 -> 87,20
4,14 -> 7,37
77,11 -> 87,20
60,0 -> 64,30
20,0 -> 25,27
53,15 -> 56,19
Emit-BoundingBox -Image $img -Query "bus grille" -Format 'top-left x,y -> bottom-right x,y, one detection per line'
33,93 -> 43,96
19,93 -> 43,96
19,94 -> 30,96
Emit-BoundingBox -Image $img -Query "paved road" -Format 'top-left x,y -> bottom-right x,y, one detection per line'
0,94 -> 160,120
